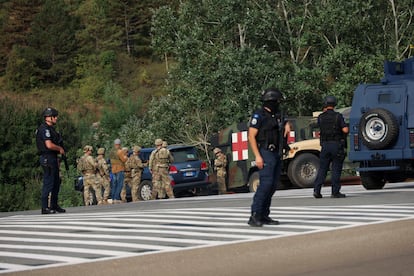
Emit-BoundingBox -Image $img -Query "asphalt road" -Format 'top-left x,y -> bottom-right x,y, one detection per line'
1,182 -> 414,276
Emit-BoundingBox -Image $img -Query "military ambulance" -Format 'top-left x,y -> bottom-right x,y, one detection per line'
210,108 -> 354,192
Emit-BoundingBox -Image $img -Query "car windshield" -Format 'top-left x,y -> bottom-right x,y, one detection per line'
171,148 -> 198,162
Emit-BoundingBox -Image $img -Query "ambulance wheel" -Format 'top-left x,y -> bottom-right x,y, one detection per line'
287,153 -> 319,188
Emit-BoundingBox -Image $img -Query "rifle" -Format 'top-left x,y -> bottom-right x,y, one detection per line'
58,135 -> 70,176
278,111 -> 290,157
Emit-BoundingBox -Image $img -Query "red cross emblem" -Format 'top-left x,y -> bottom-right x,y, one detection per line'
232,131 -> 248,161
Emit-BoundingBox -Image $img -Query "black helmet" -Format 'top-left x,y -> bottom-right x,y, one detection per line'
261,87 -> 283,102
42,107 -> 59,117
324,96 -> 337,107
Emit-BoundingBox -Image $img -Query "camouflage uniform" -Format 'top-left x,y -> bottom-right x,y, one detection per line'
125,146 -> 145,201
214,148 -> 227,195
150,139 -> 174,199
78,145 -> 102,205
96,148 -> 110,204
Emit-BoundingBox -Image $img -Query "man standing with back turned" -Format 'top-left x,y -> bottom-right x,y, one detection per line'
313,96 -> 349,198
110,138 -> 127,204
247,88 -> 284,227
36,107 -> 66,214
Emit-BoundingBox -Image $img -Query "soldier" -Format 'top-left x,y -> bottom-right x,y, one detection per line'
96,147 -> 111,204
150,139 -> 174,199
213,147 -> 227,195
78,145 -> 103,205
36,107 -> 66,214
121,147 -> 131,203
313,96 -> 349,198
109,139 -> 127,204
127,146 -> 145,202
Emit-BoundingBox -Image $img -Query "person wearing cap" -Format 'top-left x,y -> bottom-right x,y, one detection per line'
313,96 -> 349,199
124,146 -> 145,202
96,148 -> 111,204
213,147 -> 227,195
77,146 -> 102,205
35,107 -> 66,214
120,147 -> 131,203
109,139 -> 128,203
149,139 -> 174,199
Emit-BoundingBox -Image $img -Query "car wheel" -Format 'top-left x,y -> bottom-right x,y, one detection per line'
359,108 -> 399,149
138,180 -> 152,201
248,171 -> 260,192
287,153 -> 319,188
360,171 -> 385,189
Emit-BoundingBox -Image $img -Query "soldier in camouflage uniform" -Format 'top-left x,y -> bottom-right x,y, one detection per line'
78,145 -> 102,205
121,147 -> 130,202
125,146 -> 145,201
150,139 -> 174,199
213,147 -> 227,195
96,147 -> 110,204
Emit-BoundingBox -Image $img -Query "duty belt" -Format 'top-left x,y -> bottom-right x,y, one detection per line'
259,143 -> 278,152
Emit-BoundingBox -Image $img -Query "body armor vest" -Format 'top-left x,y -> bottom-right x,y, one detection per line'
256,109 -> 280,149
109,148 -> 122,167
319,110 -> 342,142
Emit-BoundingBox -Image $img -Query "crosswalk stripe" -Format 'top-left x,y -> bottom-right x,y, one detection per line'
1,203 -> 414,274
0,244 -> 138,257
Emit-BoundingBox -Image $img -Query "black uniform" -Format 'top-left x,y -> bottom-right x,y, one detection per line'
313,109 -> 347,197
249,107 -> 282,220
36,122 -> 62,210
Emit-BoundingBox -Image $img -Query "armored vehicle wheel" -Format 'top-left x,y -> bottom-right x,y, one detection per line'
138,180 -> 153,200
287,153 -> 319,188
359,108 -> 399,150
248,171 -> 260,192
385,173 -> 407,183
360,172 -> 385,189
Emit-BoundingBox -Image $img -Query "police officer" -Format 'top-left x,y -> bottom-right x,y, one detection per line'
247,88 -> 284,227
36,107 -> 66,214
313,96 -> 349,198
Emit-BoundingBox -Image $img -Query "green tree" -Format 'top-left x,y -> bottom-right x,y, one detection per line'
4,0 -> 80,89
0,0 -> 42,75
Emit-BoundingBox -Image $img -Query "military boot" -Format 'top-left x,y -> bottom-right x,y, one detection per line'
247,212 -> 263,227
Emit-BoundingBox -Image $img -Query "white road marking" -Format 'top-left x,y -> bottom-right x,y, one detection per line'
1,202 -> 414,274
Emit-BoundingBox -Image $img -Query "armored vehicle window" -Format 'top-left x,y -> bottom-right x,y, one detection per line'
378,94 -> 391,104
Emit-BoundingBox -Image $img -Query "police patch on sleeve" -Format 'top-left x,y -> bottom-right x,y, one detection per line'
250,113 -> 260,126
45,129 -> 51,138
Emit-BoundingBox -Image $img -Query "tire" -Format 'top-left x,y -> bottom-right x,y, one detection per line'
287,153 -> 320,188
384,173 -> 406,183
248,171 -> 260,192
138,180 -> 153,201
359,108 -> 399,150
360,171 -> 385,190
